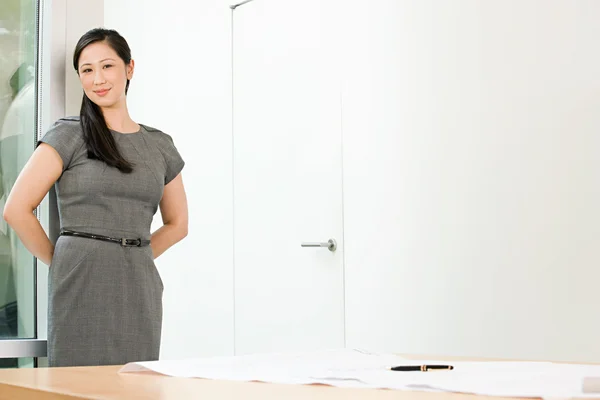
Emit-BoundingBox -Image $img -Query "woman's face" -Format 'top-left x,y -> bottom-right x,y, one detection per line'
77,41 -> 134,109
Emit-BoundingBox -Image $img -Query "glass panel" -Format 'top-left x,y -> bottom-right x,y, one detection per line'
0,0 -> 38,342
0,357 -> 34,369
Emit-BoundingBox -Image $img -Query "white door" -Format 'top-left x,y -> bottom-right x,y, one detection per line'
342,1 -> 600,362
232,0 -> 344,355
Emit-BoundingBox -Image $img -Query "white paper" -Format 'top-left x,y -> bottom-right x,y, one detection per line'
119,349 -> 600,398
120,349 -> 421,388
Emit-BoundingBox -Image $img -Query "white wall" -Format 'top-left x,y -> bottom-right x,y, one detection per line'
342,0 -> 600,363
104,0 -> 234,359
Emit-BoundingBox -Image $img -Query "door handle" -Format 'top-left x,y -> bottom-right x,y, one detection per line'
301,238 -> 337,252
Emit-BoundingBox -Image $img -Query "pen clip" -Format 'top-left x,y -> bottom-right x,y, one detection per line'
424,365 -> 453,371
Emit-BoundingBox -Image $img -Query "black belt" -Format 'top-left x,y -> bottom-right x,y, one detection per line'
60,229 -> 150,247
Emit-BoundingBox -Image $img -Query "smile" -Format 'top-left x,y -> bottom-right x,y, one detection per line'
95,88 -> 111,97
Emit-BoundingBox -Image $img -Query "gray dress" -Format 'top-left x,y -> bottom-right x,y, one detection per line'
39,117 -> 184,367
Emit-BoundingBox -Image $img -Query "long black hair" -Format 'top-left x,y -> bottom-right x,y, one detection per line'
73,28 -> 134,173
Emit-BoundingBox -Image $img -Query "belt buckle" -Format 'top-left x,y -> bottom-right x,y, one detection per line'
121,238 -> 141,247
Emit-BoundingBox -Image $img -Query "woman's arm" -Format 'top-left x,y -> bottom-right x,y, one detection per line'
3,143 -> 63,266
151,173 -> 188,259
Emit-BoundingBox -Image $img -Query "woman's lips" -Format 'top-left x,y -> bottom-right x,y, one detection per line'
95,88 -> 110,97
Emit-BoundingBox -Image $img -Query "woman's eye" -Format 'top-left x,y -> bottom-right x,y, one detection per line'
103,64 -> 112,69
82,69 -> 91,73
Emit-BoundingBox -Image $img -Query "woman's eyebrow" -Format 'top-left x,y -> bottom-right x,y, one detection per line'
80,58 -> 116,67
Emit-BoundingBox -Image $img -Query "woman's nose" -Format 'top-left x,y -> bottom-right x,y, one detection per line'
93,70 -> 106,85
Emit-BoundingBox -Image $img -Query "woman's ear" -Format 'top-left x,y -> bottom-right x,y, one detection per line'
127,59 -> 135,80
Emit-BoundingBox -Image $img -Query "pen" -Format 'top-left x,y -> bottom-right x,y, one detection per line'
390,364 -> 454,372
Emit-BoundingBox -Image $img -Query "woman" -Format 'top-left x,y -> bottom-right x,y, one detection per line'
2,28 -> 188,367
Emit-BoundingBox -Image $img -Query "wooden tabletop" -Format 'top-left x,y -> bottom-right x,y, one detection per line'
0,354 -> 592,400
0,363 -> 528,400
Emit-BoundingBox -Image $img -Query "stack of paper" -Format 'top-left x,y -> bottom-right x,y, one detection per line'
119,348 -> 600,398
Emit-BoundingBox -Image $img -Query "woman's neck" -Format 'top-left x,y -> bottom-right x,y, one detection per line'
101,104 -> 138,133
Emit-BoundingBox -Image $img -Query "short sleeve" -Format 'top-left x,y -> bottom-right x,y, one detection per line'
37,119 -> 84,172
161,133 -> 185,185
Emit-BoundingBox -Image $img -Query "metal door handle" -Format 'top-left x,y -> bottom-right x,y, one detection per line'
301,238 -> 337,252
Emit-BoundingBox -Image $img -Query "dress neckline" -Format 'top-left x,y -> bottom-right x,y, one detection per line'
109,124 -> 142,135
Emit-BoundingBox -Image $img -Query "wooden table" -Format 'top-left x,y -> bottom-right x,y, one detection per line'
0,355 -> 593,400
